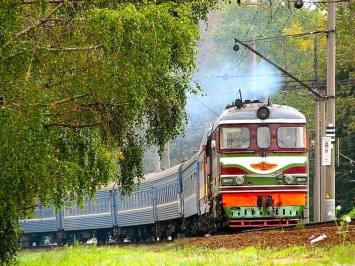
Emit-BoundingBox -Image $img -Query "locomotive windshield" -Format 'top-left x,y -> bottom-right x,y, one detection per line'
277,126 -> 306,148
257,127 -> 270,148
220,125 -> 306,149
220,127 -> 250,149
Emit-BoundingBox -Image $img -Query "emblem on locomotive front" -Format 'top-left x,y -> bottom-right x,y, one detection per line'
250,161 -> 278,171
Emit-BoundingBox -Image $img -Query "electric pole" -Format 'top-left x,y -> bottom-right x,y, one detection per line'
313,36 -> 321,222
324,0 -> 336,220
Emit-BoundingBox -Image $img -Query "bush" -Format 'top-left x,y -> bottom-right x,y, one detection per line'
0,214 -> 21,265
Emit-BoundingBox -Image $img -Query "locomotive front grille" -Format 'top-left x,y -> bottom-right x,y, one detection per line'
257,195 -> 274,209
229,206 -> 301,219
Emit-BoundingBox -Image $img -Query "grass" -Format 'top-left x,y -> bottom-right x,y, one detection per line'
17,242 -> 355,266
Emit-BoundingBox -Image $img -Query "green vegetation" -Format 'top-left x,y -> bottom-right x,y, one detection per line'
0,0 -> 217,263
18,243 -> 355,266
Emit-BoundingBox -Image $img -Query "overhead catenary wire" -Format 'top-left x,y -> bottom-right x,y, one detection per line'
340,153 -> 355,166
241,30 -> 329,44
232,5 -> 261,71
303,0 -> 350,3
234,0 -> 296,71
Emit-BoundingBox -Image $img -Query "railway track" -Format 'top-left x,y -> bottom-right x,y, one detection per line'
240,219 -> 348,233
22,219 -> 354,251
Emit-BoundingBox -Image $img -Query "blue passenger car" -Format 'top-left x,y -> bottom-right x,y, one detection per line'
154,163 -> 183,221
20,204 -> 60,246
181,154 -> 199,219
61,190 -> 114,243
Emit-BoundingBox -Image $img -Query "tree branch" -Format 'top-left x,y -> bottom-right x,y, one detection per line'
53,93 -> 89,105
36,44 -> 104,52
23,0 -> 68,3
51,102 -> 129,116
16,204 -> 38,213
0,51 -> 26,63
43,122 -> 101,128
2,2 -> 64,50
23,0 -> 83,4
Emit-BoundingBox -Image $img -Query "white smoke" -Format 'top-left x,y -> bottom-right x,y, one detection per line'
187,60 -> 282,123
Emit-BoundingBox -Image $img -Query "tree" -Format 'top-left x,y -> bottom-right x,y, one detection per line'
0,0 -> 217,263
333,0 -> 355,213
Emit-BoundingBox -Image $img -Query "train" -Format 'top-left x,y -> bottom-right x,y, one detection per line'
20,98 -> 310,246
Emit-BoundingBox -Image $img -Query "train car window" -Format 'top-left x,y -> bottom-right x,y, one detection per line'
158,189 -> 162,204
169,185 -> 173,202
184,173 -> 195,196
220,127 -> 250,149
140,193 -> 144,207
34,204 -> 55,218
257,127 -> 270,148
165,187 -> 169,203
125,195 -> 131,209
277,126 -> 306,148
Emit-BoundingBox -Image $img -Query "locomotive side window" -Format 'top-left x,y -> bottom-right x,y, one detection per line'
257,127 -> 270,148
220,127 -> 250,149
277,126 -> 306,148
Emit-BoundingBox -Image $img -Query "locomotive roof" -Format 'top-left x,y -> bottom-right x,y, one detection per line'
212,102 -> 306,132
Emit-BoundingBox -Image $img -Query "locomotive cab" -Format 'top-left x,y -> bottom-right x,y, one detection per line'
206,99 -> 309,228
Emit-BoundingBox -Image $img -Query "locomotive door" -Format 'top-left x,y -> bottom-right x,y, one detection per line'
207,130 -> 219,198
198,132 -> 209,215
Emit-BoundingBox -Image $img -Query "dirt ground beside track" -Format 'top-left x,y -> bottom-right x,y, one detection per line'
175,225 -> 355,250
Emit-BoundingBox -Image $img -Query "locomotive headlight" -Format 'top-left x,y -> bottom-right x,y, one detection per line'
285,175 -> 294,184
257,106 -> 270,120
236,176 -> 245,185
221,177 -> 234,185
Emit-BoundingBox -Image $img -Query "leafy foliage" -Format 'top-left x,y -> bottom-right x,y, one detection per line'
0,0 -> 217,263
333,1 -> 355,213
0,213 -> 21,266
